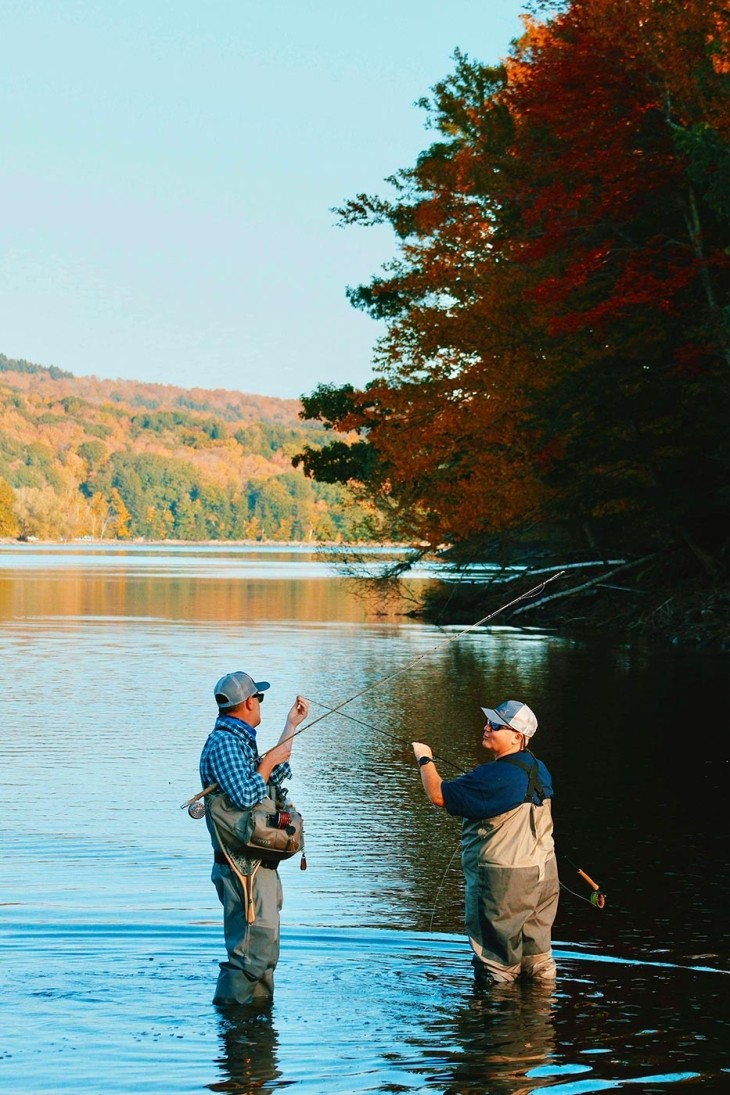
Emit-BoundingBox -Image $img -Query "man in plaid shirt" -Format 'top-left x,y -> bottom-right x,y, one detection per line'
200,669 -> 309,1006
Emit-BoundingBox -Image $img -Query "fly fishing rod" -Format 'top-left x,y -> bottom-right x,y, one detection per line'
561,853 -> 608,907
180,570 -> 565,812
262,570 -> 565,756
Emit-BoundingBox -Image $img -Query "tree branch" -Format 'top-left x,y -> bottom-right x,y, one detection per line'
509,555 -> 656,617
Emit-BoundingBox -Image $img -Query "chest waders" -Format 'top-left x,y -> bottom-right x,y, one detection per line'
463,750 -> 558,983
494,750 -> 551,853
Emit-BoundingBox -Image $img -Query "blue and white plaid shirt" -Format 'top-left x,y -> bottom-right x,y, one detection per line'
199,714 -> 292,808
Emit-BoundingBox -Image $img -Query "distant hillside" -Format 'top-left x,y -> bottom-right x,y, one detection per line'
0,353 -> 375,542
0,352 -> 304,424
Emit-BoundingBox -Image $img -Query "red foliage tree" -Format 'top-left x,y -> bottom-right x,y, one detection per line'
299,0 -> 730,569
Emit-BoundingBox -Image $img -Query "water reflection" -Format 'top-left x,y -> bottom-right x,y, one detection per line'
0,570 -> 379,623
209,1010 -> 281,1092
433,981 -> 558,1094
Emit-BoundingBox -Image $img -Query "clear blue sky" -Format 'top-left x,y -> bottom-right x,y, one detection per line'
0,0 -> 528,399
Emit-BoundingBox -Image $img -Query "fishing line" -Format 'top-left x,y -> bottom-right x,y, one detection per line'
429,841 -> 462,932
260,570 -> 566,759
305,698 -> 467,774
559,880 -> 602,907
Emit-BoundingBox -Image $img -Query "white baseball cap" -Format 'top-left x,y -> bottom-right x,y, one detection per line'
481,699 -> 538,738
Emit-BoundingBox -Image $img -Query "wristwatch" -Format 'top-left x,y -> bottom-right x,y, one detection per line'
418,756 -> 434,767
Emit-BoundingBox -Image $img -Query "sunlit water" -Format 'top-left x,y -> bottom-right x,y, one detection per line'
1,544 -> 728,1093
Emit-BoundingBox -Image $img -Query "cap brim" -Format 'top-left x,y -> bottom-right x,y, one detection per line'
481,707 -> 509,726
254,681 -> 271,692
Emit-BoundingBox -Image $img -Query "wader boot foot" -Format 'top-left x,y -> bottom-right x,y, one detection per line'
472,956 -> 520,990
213,965 -> 274,1008
521,952 -> 557,982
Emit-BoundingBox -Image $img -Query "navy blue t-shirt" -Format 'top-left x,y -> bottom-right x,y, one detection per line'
441,754 -> 554,820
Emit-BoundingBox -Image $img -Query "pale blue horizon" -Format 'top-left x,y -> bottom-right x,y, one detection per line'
0,0 -> 528,400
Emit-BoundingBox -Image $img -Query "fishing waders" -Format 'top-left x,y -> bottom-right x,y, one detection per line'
211,856 -> 283,1006
464,754 -> 559,986
467,855 -> 559,985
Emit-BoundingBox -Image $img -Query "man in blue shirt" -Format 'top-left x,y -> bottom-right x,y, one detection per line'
200,669 -> 309,1006
412,699 -> 558,986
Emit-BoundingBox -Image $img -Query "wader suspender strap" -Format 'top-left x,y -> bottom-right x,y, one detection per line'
497,753 -> 546,804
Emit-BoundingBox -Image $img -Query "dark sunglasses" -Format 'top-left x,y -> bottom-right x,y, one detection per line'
487,719 -> 509,731
252,692 -> 265,703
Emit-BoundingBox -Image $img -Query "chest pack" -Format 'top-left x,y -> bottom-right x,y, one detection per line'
205,784 -> 304,865
497,752 -> 547,804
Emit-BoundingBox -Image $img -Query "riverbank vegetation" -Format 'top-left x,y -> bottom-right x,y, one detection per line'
0,354 -> 376,542
294,0 -> 730,647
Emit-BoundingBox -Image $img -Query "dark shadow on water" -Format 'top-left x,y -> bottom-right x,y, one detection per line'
209,1007 -> 282,1092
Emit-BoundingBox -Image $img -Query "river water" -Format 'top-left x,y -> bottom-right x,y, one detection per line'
0,544 -> 728,1094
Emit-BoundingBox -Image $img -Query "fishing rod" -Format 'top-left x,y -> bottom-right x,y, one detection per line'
261,570 -> 566,756
561,853 -> 608,908
180,570 -> 565,812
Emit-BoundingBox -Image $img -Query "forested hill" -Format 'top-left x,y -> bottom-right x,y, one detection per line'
0,353 -> 372,542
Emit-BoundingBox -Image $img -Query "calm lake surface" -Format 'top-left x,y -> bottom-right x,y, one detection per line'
1,543 -> 728,1094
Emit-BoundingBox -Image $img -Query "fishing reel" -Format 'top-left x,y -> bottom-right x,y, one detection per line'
188,800 -> 206,819
267,810 -> 296,835
579,868 -> 607,909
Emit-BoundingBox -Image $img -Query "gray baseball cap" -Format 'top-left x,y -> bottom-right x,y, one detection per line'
481,699 -> 538,738
214,671 -> 270,710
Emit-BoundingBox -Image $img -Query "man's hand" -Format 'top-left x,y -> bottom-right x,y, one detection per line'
286,695 -> 309,730
412,741 -> 444,808
266,739 -> 292,767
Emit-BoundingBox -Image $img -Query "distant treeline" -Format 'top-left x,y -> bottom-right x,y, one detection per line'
0,356 -> 377,542
0,353 -> 73,381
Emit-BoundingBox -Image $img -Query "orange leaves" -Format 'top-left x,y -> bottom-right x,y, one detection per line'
299,0 -> 730,561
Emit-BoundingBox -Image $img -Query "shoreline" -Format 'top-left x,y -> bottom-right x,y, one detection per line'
3,538 -> 726,653
411,563 -> 730,655
0,537 -> 410,549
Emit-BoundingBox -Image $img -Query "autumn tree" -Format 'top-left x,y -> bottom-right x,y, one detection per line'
502,0 -> 730,566
89,493 -> 111,539
0,479 -> 19,538
108,488 -> 131,539
298,0 -> 730,570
